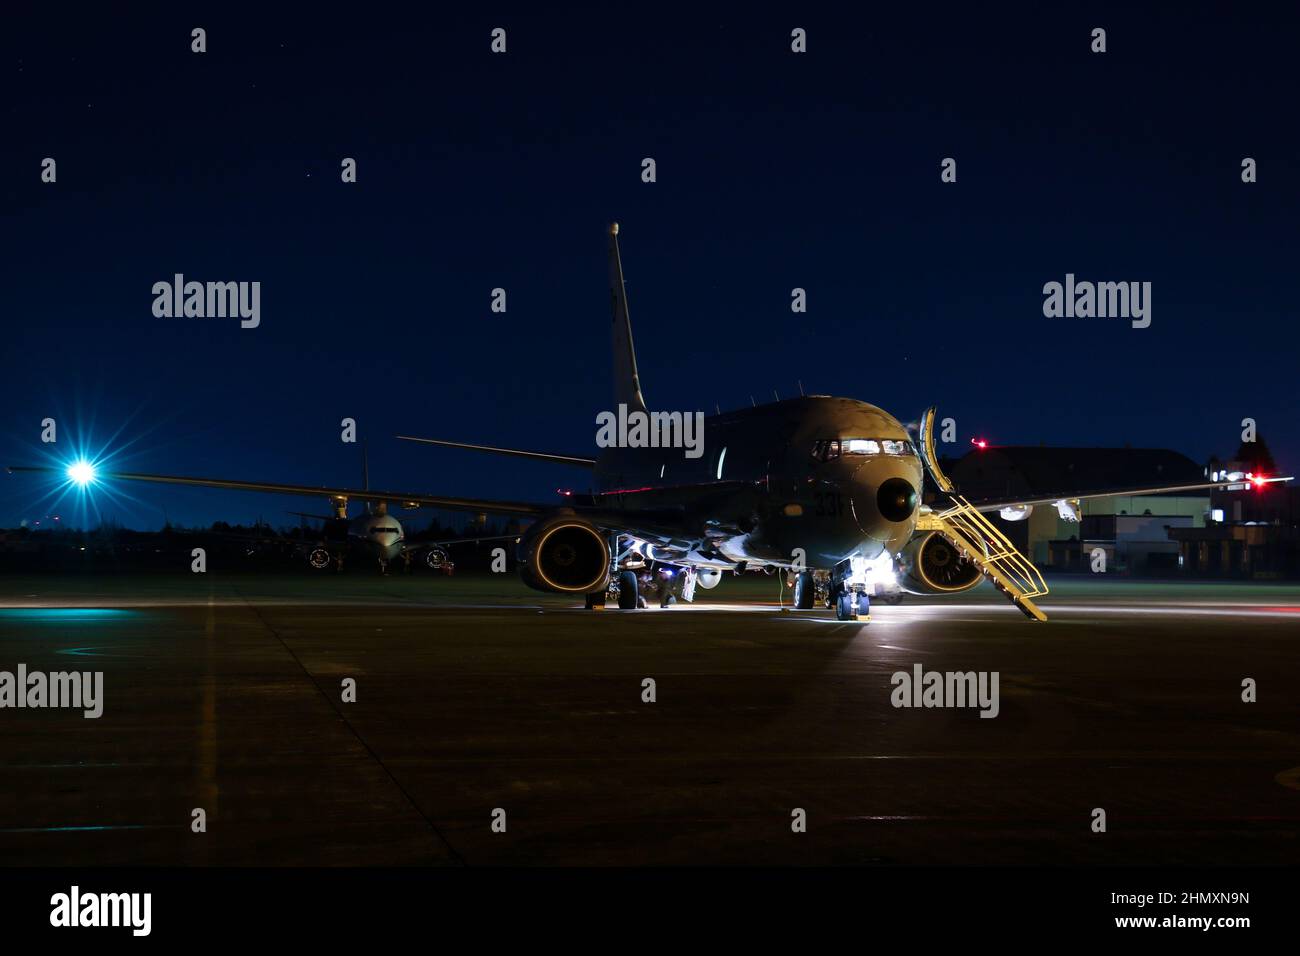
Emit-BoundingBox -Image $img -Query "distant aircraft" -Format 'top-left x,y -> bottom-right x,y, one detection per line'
280,447 -> 454,575
10,225 -> 1291,619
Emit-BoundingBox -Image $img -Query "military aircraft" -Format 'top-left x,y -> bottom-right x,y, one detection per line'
281,449 -> 453,575
10,224 -> 1291,619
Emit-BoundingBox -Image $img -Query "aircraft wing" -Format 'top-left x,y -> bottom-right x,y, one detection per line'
964,475 -> 1292,514
396,435 -> 596,467
422,533 -> 521,546
7,466 -> 548,517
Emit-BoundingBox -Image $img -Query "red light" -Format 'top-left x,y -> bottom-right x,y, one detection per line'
971,438 -> 988,449
1251,475 -> 1267,489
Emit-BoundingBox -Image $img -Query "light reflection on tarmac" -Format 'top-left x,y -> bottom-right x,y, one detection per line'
0,573 -> 1297,865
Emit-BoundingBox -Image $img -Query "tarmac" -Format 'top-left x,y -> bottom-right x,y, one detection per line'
1,572 -> 1297,866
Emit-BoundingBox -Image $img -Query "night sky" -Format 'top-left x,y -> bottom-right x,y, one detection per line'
3,4 -> 1297,530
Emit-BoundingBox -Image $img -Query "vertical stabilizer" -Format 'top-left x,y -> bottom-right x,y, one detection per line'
608,223 -> 648,413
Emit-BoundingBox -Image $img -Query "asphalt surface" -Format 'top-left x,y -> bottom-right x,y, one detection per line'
1,573 -> 1297,866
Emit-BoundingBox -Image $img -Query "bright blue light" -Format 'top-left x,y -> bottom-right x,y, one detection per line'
67,460 -> 97,486
0,609 -> 136,623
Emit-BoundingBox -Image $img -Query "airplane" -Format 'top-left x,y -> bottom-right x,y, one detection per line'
281,448 -> 454,575
9,224 -> 1292,620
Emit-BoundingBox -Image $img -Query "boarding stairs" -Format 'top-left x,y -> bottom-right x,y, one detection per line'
917,496 -> 1049,621
914,405 -> 1049,621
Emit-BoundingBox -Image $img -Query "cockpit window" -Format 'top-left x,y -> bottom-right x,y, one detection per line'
812,438 -> 914,460
810,440 -> 840,461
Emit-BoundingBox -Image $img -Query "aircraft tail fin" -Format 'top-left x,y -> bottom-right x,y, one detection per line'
609,223 -> 648,413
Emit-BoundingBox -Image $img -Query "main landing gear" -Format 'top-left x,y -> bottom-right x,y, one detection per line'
793,571 -> 816,609
589,553 -> 699,611
617,570 -> 640,609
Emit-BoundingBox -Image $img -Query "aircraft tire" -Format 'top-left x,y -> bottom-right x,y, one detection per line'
855,590 -> 871,618
835,591 -> 857,621
793,571 -> 815,609
617,570 -> 639,609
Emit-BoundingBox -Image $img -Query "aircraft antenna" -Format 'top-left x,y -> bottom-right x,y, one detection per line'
362,442 -> 371,515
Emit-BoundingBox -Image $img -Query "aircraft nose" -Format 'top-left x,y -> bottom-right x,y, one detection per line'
844,460 -> 921,549
877,476 -> 918,522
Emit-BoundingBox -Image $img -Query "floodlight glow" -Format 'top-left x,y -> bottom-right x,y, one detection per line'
67,461 -> 97,486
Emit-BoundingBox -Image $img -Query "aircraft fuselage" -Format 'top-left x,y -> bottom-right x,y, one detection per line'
590,396 -> 922,570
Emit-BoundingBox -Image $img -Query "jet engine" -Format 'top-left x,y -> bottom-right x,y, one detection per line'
895,530 -> 983,595
517,515 -> 610,594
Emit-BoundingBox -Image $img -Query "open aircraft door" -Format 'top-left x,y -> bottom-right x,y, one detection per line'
918,406 -> 956,494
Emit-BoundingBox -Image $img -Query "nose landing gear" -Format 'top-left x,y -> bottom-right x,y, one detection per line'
829,557 -> 873,622
832,586 -> 870,621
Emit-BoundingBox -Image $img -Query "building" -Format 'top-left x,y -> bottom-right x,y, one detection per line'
944,446 -> 1209,574
1165,450 -> 1299,578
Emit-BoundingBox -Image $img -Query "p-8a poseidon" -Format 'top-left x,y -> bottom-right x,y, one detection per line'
15,225 -> 1287,620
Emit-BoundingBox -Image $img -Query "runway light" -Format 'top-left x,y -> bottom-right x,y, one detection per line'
67,461 -> 97,486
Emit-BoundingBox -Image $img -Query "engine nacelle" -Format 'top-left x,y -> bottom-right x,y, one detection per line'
517,515 -> 610,594
895,530 -> 983,595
